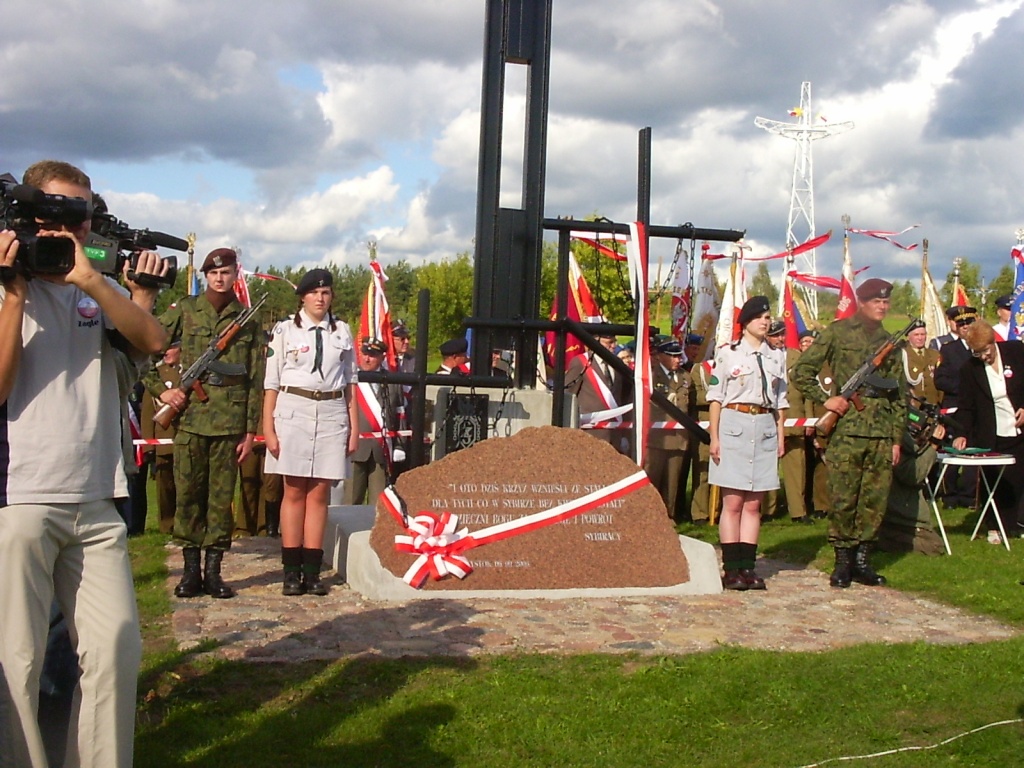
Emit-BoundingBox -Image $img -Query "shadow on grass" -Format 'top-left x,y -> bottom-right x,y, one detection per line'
135,600 -> 484,768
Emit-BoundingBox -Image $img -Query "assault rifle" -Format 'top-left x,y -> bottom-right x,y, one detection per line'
815,318 -> 920,438
153,293 -> 268,430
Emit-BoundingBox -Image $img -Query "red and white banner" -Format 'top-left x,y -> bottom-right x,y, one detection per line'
625,222 -> 652,467
360,260 -> 396,370
848,225 -> 919,251
380,470 -> 651,588
233,261 -> 252,308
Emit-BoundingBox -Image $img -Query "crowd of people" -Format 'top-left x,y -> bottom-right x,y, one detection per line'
569,279 -> 1024,590
2,158 -> 1021,767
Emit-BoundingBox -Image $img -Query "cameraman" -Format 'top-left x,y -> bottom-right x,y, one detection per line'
0,160 -> 168,768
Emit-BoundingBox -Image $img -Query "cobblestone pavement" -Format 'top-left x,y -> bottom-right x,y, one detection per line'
169,537 -> 1018,662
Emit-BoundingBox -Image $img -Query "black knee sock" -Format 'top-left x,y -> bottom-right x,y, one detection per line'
721,542 -> 742,572
739,542 -> 758,571
301,547 -> 324,575
282,546 -> 302,573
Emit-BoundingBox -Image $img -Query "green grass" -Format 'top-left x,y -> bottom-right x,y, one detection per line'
131,487 -> 1024,767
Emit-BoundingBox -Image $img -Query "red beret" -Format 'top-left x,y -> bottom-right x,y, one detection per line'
200,247 -> 238,273
855,278 -> 893,301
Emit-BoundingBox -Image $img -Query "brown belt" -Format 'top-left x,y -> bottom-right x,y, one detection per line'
725,403 -> 773,415
281,386 -> 346,402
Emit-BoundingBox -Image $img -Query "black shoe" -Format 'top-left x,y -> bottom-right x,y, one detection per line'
303,572 -> 328,596
174,548 -> 204,598
722,570 -> 748,590
203,549 -> 235,599
282,570 -> 305,596
739,568 -> 766,590
851,544 -> 886,586
830,547 -> 852,589
792,516 -> 815,525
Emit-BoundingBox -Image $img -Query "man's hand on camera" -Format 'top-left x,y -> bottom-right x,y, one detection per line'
0,230 -> 26,295
35,229 -> 98,290
123,250 -> 165,309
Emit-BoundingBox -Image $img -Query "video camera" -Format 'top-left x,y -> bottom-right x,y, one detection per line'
906,395 -> 948,450
85,212 -> 186,289
0,173 -> 91,276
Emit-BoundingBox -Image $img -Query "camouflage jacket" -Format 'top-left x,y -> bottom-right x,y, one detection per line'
147,294 -> 264,437
792,314 -> 906,441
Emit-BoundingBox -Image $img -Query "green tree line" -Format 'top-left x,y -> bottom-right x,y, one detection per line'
153,252 -> 1016,353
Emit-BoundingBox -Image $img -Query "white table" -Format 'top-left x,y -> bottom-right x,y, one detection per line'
925,453 -> 1015,553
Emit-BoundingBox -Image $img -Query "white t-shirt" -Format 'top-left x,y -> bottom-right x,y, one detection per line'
0,278 -> 128,505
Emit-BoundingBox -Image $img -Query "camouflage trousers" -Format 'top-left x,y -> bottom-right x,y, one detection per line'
825,433 -> 893,547
173,431 -> 240,550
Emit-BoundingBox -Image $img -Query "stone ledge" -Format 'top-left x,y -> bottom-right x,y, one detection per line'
325,504 -> 723,601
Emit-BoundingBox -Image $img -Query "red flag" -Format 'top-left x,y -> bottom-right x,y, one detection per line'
232,260 -> 252,308
952,282 -> 969,307
545,253 -> 605,370
783,278 -> 809,349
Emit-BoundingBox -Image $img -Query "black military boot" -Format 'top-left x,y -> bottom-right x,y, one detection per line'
852,543 -> 887,586
302,548 -> 328,596
174,547 -> 204,598
282,547 -> 305,596
265,501 -> 280,538
203,549 -> 235,599
830,547 -> 853,589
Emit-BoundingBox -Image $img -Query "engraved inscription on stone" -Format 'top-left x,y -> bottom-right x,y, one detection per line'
369,425 -> 690,591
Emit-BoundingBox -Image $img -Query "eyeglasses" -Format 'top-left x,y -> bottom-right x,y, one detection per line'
970,345 -> 993,358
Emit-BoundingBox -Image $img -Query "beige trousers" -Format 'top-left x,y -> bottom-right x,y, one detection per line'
0,500 -> 142,768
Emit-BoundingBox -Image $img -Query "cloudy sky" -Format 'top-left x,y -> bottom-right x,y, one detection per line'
2,0 -> 1022,295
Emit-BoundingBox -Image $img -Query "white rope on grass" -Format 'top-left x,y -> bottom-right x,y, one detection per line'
791,718 -> 1024,768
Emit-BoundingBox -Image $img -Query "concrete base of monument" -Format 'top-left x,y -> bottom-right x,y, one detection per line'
325,505 -> 724,601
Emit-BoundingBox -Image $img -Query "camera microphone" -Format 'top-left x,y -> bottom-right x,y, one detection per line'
144,230 -> 189,252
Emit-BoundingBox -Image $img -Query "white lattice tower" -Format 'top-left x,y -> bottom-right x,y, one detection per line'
755,82 -> 853,318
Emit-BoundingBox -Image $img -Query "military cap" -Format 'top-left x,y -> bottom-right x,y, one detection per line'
623,339 -> 637,353
738,295 -> 771,327
854,278 -> 893,301
767,320 -> 786,337
200,247 -> 237,273
391,320 -> 410,338
995,294 -> 1013,310
798,329 -> 817,341
361,337 -> 387,355
439,337 -> 468,357
944,306 -> 962,320
295,268 -> 333,295
684,333 -> 704,346
908,318 -> 926,330
656,339 -> 683,356
949,305 -> 978,326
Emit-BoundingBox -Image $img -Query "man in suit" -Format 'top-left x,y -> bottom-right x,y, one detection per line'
952,320 -> 1024,540
993,295 -> 1013,341
567,332 -> 628,452
928,306 -> 961,351
644,339 -> 690,518
436,337 -> 469,375
935,305 -> 978,506
392,321 -> 416,373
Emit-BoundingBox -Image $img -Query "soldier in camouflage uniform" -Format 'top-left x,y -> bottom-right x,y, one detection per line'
148,248 -> 264,599
792,278 -> 906,588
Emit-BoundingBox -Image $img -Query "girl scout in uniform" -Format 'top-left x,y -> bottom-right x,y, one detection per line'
707,296 -> 787,590
263,269 -> 358,595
